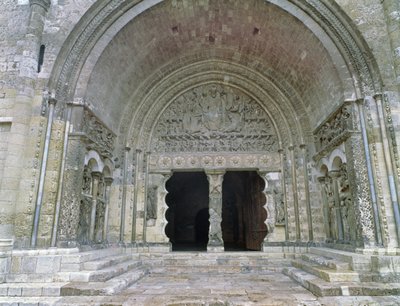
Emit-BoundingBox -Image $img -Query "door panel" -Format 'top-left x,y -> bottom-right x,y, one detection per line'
222,171 -> 267,251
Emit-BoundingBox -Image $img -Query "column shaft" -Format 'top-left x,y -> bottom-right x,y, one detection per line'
206,171 -> 225,251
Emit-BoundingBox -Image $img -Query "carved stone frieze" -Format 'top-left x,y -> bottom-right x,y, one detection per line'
151,84 -> 279,154
314,102 -> 356,159
82,109 -> 116,157
149,153 -> 280,172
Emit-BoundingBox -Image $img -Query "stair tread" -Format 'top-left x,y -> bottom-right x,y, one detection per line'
301,253 -> 350,269
83,253 -> 133,270
285,266 -> 400,297
72,259 -> 141,275
61,248 -> 124,264
61,266 -> 148,296
292,258 -> 357,275
0,282 -> 67,288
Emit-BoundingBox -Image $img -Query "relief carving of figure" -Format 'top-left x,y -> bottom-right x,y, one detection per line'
338,164 -> 355,242
77,197 -> 91,244
208,207 -> 223,245
146,185 -> 158,221
83,110 -> 116,155
201,85 -> 225,132
324,178 -> 338,241
82,166 -> 91,194
273,188 -> 285,225
152,84 -> 278,153
316,103 -> 353,150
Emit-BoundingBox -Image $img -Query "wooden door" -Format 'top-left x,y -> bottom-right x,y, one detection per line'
243,172 -> 267,251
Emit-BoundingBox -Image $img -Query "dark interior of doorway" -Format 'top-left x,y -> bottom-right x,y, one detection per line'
222,171 -> 267,251
165,172 -> 209,251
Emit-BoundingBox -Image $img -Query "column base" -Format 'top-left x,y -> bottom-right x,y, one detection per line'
207,245 -> 224,252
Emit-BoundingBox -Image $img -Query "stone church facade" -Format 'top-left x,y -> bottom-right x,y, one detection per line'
1,0 -> 400,301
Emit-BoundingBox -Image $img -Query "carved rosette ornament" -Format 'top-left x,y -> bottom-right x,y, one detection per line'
150,153 -> 280,172
151,84 -> 278,154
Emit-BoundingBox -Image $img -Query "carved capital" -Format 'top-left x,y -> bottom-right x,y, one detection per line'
29,0 -> 51,11
91,171 -> 102,180
48,97 -> 57,106
328,170 -> 341,179
206,172 -> 224,195
104,177 -> 113,186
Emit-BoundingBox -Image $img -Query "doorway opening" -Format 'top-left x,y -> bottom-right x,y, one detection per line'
165,172 -> 209,251
222,171 -> 267,251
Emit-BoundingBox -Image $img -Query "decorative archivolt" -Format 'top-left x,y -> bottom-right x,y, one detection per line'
51,0 -> 381,109
151,84 -> 279,154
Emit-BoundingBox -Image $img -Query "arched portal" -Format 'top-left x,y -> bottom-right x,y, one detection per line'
42,0 -> 397,253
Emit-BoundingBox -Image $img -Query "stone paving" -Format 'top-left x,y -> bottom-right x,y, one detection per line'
121,270 -> 320,305
1,269 -> 400,305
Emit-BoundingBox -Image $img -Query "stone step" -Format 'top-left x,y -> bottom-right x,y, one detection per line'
0,297 -> 61,306
6,273 -> 55,283
60,247 -> 124,266
300,253 -> 350,270
150,264 -> 277,275
0,282 -> 68,297
65,260 -> 142,282
143,257 -> 281,267
6,261 -> 140,283
60,266 -> 148,296
284,267 -> 400,297
283,266 -> 341,296
291,259 -> 360,282
82,253 -> 135,271
141,252 -> 289,265
309,247 -> 371,271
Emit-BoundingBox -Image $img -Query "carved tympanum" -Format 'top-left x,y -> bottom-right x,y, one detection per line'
151,84 -> 278,153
